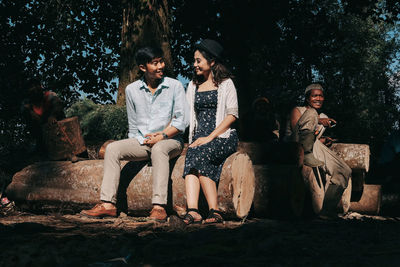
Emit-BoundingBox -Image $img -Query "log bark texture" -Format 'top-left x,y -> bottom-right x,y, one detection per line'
252,164 -> 305,218
330,143 -> 370,172
238,142 -> 369,172
349,184 -> 382,215
302,165 -> 352,215
237,141 -> 303,165
42,116 -> 86,160
7,152 -> 255,219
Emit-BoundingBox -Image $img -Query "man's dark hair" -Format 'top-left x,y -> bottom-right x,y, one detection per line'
135,46 -> 163,66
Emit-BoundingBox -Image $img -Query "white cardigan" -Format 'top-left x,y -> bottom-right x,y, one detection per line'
186,78 -> 239,143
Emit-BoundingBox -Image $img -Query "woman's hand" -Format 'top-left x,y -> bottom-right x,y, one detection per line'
319,118 -> 337,128
189,136 -> 213,148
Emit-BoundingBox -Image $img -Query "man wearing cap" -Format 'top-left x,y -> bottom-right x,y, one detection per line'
285,84 -> 351,214
81,46 -> 189,221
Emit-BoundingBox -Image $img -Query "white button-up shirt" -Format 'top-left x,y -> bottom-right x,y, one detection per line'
126,77 -> 189,144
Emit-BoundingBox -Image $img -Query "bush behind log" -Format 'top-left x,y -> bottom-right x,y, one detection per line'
66,99 -> 128,144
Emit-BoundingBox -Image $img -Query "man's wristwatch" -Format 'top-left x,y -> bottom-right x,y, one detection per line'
162,132 -> 168,139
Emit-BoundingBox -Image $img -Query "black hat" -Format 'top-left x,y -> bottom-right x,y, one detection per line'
195,39 -> 224,60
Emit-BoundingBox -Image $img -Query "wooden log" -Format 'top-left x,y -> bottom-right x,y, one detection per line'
330,143 -> 370,172
302,165 -> 352,215
349,184 -> 382,215
339,176 -> 352,214
42,116 -> 86,160
252,164 -> 305,218
302,166 -> 324,215
7,152 -> 255,219
237,141 -> 303,165
238,142 -> 370,173
172,152 -> 255,219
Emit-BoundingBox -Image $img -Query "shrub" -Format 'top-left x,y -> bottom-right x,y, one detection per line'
66,99 -> 128,144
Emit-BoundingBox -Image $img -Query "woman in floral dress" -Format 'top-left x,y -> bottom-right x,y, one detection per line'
183,39 -> 239,224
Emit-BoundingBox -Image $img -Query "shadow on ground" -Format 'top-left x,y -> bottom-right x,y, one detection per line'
1,212 -> 400,266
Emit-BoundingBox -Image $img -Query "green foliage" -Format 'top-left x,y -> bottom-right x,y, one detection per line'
0,0 -> 122,105
66,99 -> 128,144
0,0 -> 400,168
171,0 -> 400,157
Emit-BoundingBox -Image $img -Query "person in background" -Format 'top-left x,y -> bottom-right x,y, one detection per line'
284,83 -> 351,214
240,96 -> 280,142
22,78 -> 65,153
182,39 -> 239,224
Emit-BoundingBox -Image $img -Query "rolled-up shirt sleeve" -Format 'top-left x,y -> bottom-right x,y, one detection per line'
170,82 -> 189,132
225,79 -> 239,119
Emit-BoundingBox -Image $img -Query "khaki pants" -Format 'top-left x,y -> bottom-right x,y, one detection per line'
100,138 -> 182,205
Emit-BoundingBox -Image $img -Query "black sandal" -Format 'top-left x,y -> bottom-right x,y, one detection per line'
183,208 -> 203,225
204,209 -> 224,224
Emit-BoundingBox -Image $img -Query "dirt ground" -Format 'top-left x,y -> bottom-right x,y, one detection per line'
1,211 -> 400,267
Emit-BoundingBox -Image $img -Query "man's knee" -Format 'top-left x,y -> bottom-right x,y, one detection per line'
151,143 -> 170,160
105,140 -> 127,159
151,141 -> 181,161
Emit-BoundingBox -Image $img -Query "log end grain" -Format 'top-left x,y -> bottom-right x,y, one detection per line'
349,184 -> 382,215
231,153 -> 256,218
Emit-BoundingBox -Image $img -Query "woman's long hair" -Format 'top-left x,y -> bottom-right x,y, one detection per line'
192,49 -> 234,87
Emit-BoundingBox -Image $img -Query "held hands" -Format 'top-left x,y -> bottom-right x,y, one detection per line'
318,118 -> 337,128
143,132 -> 163,147
189,136 -> 213,148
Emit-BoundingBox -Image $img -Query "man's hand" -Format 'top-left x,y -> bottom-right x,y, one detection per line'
319,136 -> 337,147
189,136 -> 213,148
144,132 -> 161,139
143,133 -> 164,147
319,118 -> 337,128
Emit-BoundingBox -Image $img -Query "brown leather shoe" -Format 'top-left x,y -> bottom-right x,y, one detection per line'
149,206 -> 167,222
80,203 -> 117,218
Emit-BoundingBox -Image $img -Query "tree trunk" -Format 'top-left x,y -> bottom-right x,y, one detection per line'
117,0 -> 173,106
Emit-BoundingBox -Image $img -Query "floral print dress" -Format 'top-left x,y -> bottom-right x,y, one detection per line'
183,89 -> 238,182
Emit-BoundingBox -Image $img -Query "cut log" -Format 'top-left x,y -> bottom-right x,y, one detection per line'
330,143 -> 370,172
302,165 -> 352,215
302,166 -> 324,215
238,142 -> 369,172
339,176 -> 352,214
42,116 -> 86,160
237,141 -> 303,165
349,184 -> 382,215
252,164 -> 305,218
7,152 -> 255,219
172,152 -> 255,219
350,169 -> 365,193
